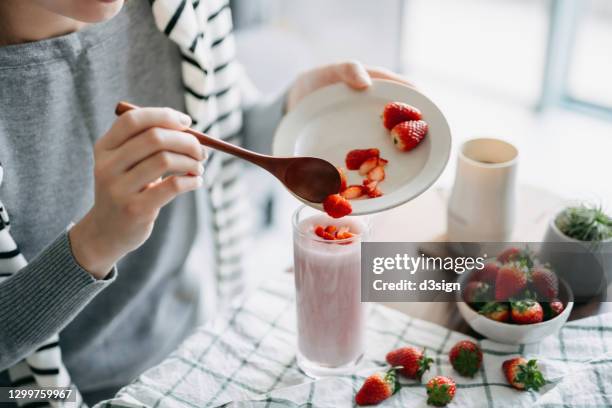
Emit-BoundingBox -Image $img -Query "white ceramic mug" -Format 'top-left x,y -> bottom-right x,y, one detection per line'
447,138 -> 518,242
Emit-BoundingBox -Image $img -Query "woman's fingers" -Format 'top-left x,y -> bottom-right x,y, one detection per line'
334,61 -> 372,89
98,107 -> 192,151
139,175 -> 203,209
365,66 -> 415,88
121,151 -> 204,193
111,128 -> 204,173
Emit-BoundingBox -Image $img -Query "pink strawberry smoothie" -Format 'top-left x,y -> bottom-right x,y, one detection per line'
293,214 -> 367,369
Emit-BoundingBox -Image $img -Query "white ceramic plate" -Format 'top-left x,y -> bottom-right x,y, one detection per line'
273,79 -> 452,215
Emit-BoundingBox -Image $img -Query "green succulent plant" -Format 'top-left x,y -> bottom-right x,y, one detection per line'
556,205 -> 612,242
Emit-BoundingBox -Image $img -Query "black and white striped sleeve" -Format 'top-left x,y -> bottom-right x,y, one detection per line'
0,231 -> 116,371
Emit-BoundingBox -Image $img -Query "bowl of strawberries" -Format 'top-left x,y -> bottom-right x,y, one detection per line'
456,247 -> 574,344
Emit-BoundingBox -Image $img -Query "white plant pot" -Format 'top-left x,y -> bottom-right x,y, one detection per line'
539,211 -> 612,302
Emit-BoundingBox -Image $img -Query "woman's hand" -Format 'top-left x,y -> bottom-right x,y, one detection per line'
286,60 -> 413,112
70,108 -> 205,279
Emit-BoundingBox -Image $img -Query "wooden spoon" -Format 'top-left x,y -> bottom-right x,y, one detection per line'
115,102 -> 341,203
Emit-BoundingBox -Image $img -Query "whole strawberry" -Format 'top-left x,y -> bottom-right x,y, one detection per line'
495,263 -> 527,301
390,120 -> 428,152
543,299 -> 565,320
479,302 -> 510,322
473,262 -> 500,284
531,266 -> 559,300
323,194 -> 352,219
510,299 -> 543,324
502,357 -> 546,391
497,247 -> 521,264
355,368 -> 399,406
386,347 -> 433,380
497,247 -> 534,267
382,101 -> 422,130
426,376 -> 456,406
550,299 -> 564,316
449,340 -> 483,377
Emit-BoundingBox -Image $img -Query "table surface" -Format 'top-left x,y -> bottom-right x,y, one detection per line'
370,185 -> 612,334
102,275 -> 612,408
101,184 -> 612,408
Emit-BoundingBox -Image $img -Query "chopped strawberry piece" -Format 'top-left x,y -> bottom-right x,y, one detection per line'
341,185 -> 365,199
358,157 -> 379,176
367,166 -> 385,182
337,167 -> 347,192
314,225 -> 335,240
378,157 -> 389,166
362,179 -> 378,190
314,224 -> 355,241
345,148 -> 380,170
382,102 -> 423,130
391,120 -> 428,152
362,179 -> 383,197
368,187 -> 383,198
325,225 -> 337,234
336,231 -> 355,240
323,194 -> 352,218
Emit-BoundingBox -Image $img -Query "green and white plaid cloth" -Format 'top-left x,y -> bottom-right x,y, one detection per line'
98,274 -> 612,408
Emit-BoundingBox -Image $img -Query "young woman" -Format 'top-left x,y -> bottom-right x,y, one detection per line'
0,0 -> 409,404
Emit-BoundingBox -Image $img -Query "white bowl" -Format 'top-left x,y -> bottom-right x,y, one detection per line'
456,272 -> 574,344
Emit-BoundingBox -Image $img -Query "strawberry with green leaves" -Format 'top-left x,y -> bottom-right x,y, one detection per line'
495,263 -> 528,301
382,102 -> 422,130
473,261 -> 500,284
386,346 -> 433,380
531,265 -> 559,300
479,302 -> 510,322
497,247 -> 534,268
355,367 -> 400,406
547,299 -> 565,319
502,358 -> 546,391
449,340 -> 483,377
510,299 -> 543,324
426,376 -> 456,406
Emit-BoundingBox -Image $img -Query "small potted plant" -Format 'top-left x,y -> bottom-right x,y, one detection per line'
540,204 -> 612,302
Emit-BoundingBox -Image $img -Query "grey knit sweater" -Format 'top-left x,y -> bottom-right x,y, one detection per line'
0,0 -> 283,404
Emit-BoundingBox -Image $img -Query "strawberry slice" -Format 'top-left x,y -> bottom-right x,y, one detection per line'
345,148 -> 380,170
358,157 -> 379,176
314,224 -> 355,241
336,230 -> 355,240
382,102 -> 422,130
341,185 -> 365,199
323,194 -> 352,218
337,167 -> 347,192
367,166 -> 385,182
391,120 -> 428,152
362,179 -> 383,198
325,225 -> 337,234
314,225 -> 335,240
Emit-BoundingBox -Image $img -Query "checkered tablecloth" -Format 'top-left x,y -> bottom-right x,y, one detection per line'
98,274 -> 612,408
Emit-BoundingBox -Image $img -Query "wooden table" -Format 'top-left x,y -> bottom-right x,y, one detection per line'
369,185 -> 612,335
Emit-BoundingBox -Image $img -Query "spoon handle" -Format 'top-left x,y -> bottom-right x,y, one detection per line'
115,101 -> 271,169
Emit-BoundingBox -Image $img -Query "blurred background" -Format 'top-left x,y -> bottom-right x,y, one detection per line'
224,0 -> 612,284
